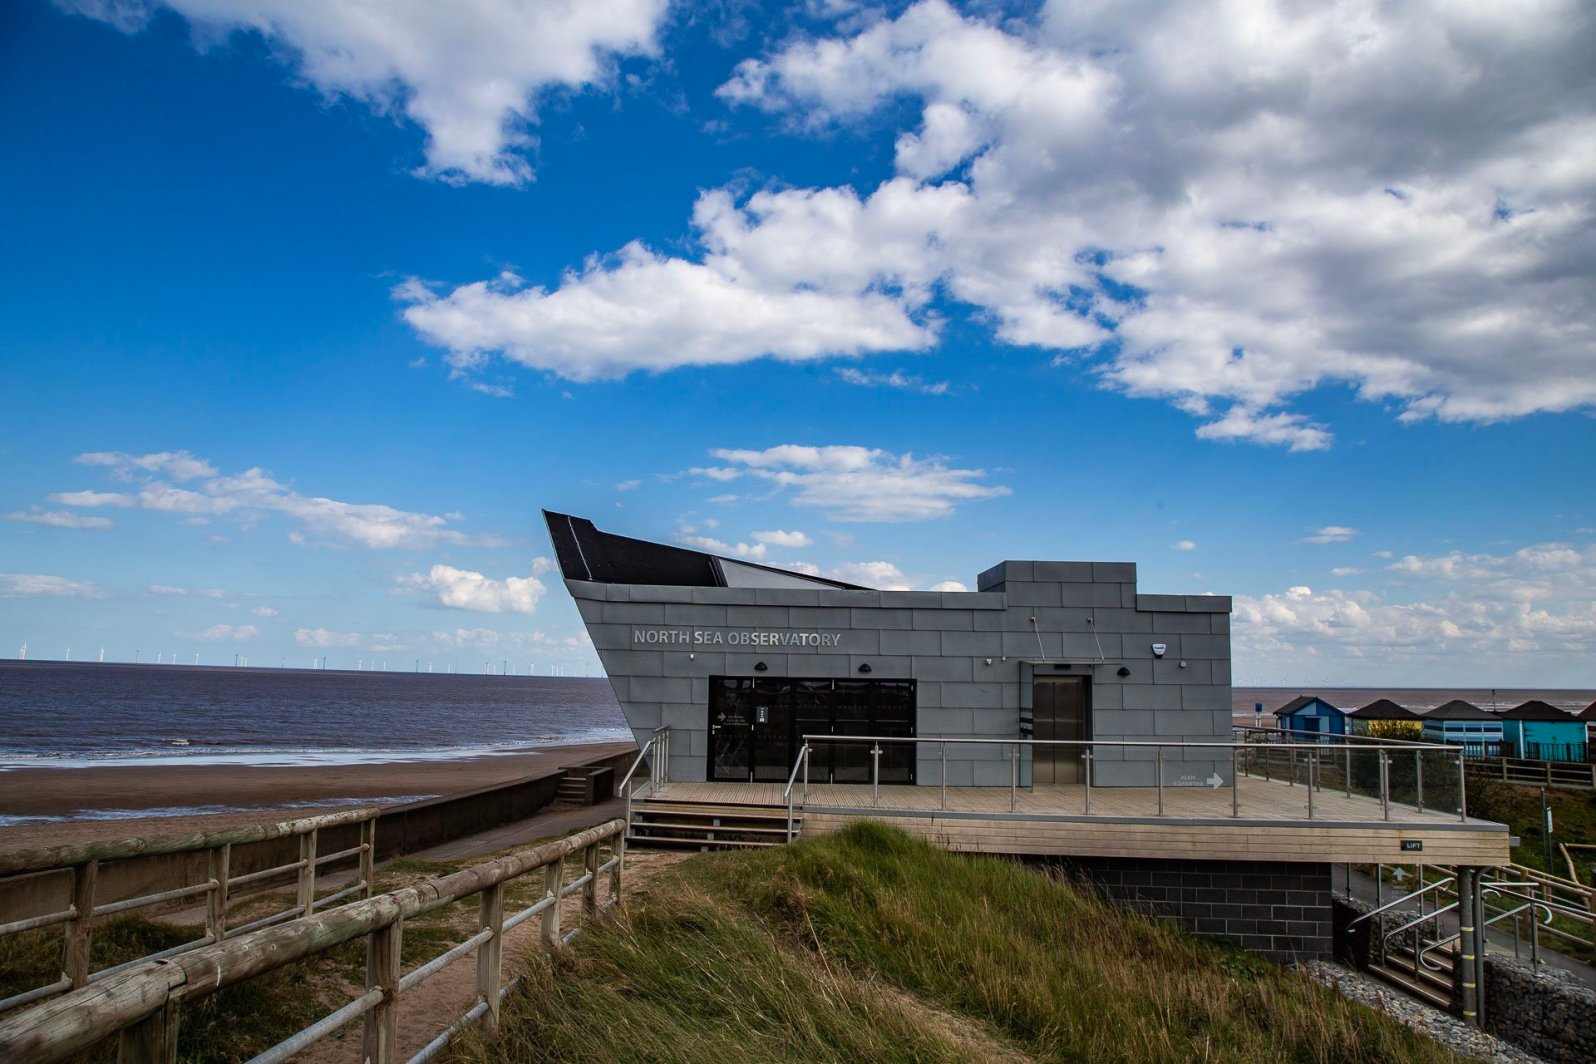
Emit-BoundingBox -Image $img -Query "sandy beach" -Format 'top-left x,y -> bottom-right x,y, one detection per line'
0,740 -> 637,852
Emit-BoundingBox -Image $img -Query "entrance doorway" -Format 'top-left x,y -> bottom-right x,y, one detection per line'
1032,677 -> 1089,784
709,677 -> 916,783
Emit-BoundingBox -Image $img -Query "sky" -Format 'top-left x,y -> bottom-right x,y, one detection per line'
2,0 -> 1594,686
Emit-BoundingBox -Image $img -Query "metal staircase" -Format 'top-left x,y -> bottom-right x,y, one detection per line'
627,800 -> 801,851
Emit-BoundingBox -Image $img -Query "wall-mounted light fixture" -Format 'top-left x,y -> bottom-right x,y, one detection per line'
754,661 -> 768,672
857,662 -> 873,673
1116,666 -> 1132,677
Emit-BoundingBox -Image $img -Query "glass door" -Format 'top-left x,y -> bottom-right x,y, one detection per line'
750,678 -> 795,781
709,678 -> 754,781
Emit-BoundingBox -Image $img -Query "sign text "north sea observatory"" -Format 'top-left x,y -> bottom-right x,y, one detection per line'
632,629 -> 842,647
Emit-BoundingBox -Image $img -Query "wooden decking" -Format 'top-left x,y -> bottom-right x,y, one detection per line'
647,776 -> 1512,865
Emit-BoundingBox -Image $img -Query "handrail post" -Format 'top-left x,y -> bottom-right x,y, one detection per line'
364,918 -> 402,1064
542,855 -> 565,948
1458,753 -> 1468,821
871,745 -> 881,807
1288,746 -> 1296,787
1010,743 -> 1018,812
297,828 -> 319,916
478,881 -> 505,1031
1231,747 -> 1239,818
940,741 -> 947,811
1156,747 -> 1165,816
1307,751 -> 1316,820
1380,753 -> 1391,821
64,858 -> 97,989
610,834 -> 625,904
1415,751 -> 1424,813
206,844 -> 231,944
1345,745 -> 1353,798
1083,747 -> 1092,815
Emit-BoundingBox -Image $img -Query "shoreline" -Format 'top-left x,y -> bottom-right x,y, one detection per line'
0,739 -> 637,852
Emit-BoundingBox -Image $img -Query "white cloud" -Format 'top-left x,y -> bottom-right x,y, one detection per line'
828,560 -> 910,590
432,627 -> 502,648
690,444 -> 1008,522
677,533 -> 767,560
1234,541 -> 1596,680
1330,567 -> 1365,577
61,0 -> 669,185
397,563 -> 547,614
7,507 -> 113,530
404,0 -> 1594,445
1171,539 -> 1196,551
76,449 -> 216,481
249,605 -> 278,617
294,627 -> 362,648
0,573 -> 102,598
1303,526 -> 1359,544
752,529 -> 813,549
929,579 -> 969,592
835,367 -> 950,395
191,623 -> 259,642
148,584 -> 188,595
615,479 -> 642,492
39,451 -> 501,549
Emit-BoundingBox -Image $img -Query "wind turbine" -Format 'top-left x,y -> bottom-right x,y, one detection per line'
18,641 -> 26,660
64,646 -> 71,662
98,647 -> 104,663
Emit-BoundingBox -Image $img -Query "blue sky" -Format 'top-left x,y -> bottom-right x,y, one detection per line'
3,0 -> 1594,685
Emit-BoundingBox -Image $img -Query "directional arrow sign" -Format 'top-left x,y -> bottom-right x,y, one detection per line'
1206,773 -> 1224,789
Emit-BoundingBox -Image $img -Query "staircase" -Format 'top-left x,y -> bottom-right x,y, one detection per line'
1365,943 -> 1456,1010
626,799 -> 801,851
553,769 -> 591,808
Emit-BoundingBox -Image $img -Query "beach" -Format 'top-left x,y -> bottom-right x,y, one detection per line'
0,740 -> 637,853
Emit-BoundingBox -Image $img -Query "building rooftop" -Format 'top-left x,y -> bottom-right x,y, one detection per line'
1351,698 -> 1422,720
1425,699 -> 1498,721
1502,699 -> 1579,721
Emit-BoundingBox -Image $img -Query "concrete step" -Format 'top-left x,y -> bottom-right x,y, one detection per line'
625,834 -> 783,852
1365,958 -> 1455,1011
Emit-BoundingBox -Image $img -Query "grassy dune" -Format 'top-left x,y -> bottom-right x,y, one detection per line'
459,823 -> 1466,1064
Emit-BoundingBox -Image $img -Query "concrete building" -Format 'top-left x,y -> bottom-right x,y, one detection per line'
547,511 -> 1233,788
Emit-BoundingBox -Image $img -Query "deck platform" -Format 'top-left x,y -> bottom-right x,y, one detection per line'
646,776 -> 1511,865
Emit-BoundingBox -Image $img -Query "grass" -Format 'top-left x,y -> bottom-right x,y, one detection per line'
456,823 -> 1470,1064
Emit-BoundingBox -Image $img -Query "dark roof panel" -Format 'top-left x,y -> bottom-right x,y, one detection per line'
1351,698 -> 1421,720
1274,695 -> 1341,717
1425,699 -> 1497,720
1502,699 -> 1578,721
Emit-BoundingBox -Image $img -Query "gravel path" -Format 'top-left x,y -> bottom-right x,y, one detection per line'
1296,960 -> 1546,1064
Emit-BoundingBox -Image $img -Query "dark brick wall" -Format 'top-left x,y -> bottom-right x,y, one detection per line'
1045,856 -> 1332,962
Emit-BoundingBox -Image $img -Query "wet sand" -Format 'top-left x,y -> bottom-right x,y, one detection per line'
0,740 -> 637,853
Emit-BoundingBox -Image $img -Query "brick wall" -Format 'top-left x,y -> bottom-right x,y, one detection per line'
1046,856 -> 1332,962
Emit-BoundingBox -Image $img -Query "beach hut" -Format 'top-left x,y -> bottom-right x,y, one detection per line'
1501,700 -> 1587,762
1421,700 -> 1503,756
1347,698 -> 1423,740
1272,695 -> 1345,740
1581,702 -> 1596,748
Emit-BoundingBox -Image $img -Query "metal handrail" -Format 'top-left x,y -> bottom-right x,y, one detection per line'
783,744 -> 810,844
1233,724 -> 1443,749
619,726 -> 669,835
1347,876 -> 1457,930
799,733 -> 1454,753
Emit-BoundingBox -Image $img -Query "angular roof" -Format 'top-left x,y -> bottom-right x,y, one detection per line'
1502,699 -> 1579,721
1350,698 -> 1421,720
1579,701 -> 1596,721
1273,695 -> 1340,717
543,511 -> 866,591
1425,699 -> 1497,721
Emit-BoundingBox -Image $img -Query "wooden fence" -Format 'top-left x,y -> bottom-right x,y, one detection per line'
0,806 -> 378,1017
0,818 -> 625,1063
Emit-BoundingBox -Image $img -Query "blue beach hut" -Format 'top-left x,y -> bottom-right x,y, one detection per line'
1501,701 -> 1587,762
1272,695 -> 1345,740
1421,700 -> 1503,757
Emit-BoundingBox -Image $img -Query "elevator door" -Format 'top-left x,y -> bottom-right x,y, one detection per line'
1032,678 -> 1087,784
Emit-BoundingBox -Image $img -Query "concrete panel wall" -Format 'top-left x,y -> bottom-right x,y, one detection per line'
575,561 -> 1232,787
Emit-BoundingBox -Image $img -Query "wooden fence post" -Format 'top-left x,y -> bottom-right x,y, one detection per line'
609,835 -> 625,909
363,921 -> 402,1064
297,829 -> 319,916
116,1000 -> 179,1064
583,843 -> 599,918
206,844 -> 231,944
65,859 -> 98,989
477,882 -> 505,1030
541,856 -> 564,949
359,817 -> 377,900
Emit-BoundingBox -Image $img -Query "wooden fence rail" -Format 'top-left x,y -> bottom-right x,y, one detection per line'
0,818 -> 626,1064
0,807 -> 379,1017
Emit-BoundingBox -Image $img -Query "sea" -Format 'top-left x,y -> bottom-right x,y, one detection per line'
4,663 -> 1590,772
0,661 -> 631,771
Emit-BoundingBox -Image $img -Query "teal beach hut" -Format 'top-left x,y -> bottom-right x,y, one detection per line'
1501,701 -> 1587,762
